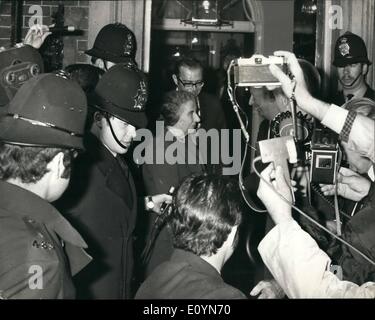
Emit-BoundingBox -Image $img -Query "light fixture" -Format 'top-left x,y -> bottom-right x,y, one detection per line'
181,0 -> 232,27
301,0 -> 317,14
202,1 -> 210,13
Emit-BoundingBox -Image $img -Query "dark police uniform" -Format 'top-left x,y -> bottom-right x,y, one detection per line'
0,73 -> 90,299
56,64 -> 148,299
331,86 -> 375,106
0,174 -> 91,299
57,134 -> 138,299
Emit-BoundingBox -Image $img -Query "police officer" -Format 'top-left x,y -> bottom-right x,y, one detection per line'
56,64 -> 171,299
85,22 -> 137,71
0,73 -> 91,299
332,31 -> 374,105
63,23 -> 138,101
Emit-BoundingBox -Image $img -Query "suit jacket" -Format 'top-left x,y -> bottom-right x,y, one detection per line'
142,130 -> 205,276
198,92 -> 227,175
198,92 -> 227,131
135,249 -> 246,299
56,134 -> 138,299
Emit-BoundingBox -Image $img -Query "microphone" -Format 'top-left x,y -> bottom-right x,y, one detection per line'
49,25 -> 76,33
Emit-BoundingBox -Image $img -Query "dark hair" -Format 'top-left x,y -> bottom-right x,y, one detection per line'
0,143 -> 73,183
170,174 -> 243,257
174,57 -> 203,77
160,90 -> 196,126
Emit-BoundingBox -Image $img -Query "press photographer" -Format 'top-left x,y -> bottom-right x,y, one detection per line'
256,51 -> 375,298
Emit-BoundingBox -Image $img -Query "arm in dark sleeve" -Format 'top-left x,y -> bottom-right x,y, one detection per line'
326,204 -> 375,284
142,162 -> 179,195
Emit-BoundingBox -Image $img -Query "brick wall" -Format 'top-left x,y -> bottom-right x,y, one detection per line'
0,0 -> 89,65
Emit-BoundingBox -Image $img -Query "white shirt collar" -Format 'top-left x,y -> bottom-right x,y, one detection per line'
368,165 -> 375,182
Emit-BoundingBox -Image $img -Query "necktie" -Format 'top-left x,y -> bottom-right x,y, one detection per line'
346,94 -> 354,102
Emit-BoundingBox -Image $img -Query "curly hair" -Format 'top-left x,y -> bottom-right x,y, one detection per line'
160,90 -> 196,126
0,143 -> 73,184
169,174 -> 243,257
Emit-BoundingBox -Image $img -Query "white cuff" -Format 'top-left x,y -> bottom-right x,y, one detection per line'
321,104 -> 348,134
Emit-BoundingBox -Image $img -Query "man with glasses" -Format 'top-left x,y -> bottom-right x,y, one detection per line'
172,57 -> 227,174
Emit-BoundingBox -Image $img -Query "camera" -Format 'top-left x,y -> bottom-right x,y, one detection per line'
0,44 -> 44,109
233,54 -> 287,87
309,122 -> 340,185
270,113 -> 339,185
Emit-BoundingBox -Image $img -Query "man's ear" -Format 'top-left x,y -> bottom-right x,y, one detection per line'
362,63 -> 369,76
47,152 -> 66,179
94,111 -> 103,129
172,74 -> 178,87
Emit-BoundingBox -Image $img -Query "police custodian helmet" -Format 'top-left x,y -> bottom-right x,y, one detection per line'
333,31 -> 372,67
0,73 -> 88,150
90,64 -> 148,128
85,23 -> 136,63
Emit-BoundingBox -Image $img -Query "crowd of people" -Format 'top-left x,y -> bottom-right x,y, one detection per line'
0,21 -> 374,300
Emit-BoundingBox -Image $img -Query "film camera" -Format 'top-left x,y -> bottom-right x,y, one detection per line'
0,44 -> 44,110
271,114 -> 340,185
309,121 -> 340,185
233,54 -> 287,87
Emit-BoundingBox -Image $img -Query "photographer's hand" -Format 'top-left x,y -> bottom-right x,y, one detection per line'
257,164 -> 293,225
250,279 -> 285,299
320,167 -> 371,202
24,24 -> 52,49
269,51 -> 330,121
149,194 -> 173,214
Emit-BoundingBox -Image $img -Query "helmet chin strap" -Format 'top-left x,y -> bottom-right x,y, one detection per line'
341,72 -> 362,88
104,113 -> 129,150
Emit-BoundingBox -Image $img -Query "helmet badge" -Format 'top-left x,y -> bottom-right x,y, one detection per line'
339,38 -> 350,57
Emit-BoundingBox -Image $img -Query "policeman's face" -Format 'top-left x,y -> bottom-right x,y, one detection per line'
100,116 -> 137,155
175,99 -> 200,135
173,66 -> 204,97
342,142 -> 372,174
337,63 -> 367,89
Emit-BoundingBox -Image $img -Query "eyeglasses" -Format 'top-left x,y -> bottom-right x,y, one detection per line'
177,77 -> 204,89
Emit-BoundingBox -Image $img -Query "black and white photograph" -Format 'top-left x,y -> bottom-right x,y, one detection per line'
0,0 -> 374,308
